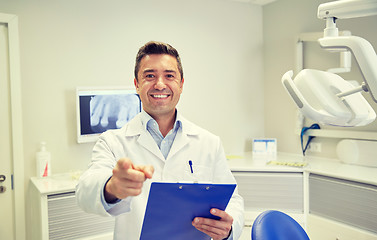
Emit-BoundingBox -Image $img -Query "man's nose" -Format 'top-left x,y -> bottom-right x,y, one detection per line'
154,76 -> 166,90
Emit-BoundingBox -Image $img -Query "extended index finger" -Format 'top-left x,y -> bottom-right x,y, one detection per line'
116,158 -> 133,170
134,165 -> 154,179
114,159 -> 147,181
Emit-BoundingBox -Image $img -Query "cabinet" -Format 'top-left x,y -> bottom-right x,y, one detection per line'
228,152 -> 377,240
29,175 -> 114,240
307,173 -> 377,240
233,171 -> 303,213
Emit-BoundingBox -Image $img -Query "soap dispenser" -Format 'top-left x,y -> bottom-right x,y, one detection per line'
36,141 -> 51,177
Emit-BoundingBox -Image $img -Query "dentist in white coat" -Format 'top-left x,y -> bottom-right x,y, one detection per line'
76,41 -> 244,240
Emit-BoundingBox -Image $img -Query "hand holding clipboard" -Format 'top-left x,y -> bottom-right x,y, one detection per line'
192,207 -> 234,240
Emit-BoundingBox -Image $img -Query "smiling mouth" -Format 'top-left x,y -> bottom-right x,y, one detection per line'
151,94 -> 170,99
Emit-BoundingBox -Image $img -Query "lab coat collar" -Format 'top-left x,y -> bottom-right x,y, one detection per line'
123,110 -> 199,161
125,110 -> 199,137
140,110 -> 181,135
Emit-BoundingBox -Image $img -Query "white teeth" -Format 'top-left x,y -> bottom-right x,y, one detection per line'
153,95 -> 168,98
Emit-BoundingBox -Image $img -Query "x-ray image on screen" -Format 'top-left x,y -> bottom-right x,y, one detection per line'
89,94 -> 140,132
77,87 -> 141,143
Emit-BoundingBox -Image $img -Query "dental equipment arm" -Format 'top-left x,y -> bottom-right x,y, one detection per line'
319,36 -> 377,103
317,0 -> 377,20
282,0 -> 377,127
318,0 -> 377,103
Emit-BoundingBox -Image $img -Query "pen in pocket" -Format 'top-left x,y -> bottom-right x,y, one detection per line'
188,160 -> 194,173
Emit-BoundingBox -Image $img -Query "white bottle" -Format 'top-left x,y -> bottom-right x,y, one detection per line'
36,142 -> 51,177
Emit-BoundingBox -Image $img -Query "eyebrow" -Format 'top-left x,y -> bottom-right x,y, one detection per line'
142,69 -> 177,74
143,69 -> 155,74
164,70 -> 177,74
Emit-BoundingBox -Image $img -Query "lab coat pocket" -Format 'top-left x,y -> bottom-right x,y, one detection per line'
183,164 -> 212,182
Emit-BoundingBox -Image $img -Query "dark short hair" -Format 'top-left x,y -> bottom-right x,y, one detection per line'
134,41 -> 183,81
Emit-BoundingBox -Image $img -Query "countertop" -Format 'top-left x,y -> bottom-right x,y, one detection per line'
31,152 -> 377,195
227,152 -> 377,185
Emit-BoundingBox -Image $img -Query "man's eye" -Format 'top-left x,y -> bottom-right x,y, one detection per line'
146,74 -> 155,78
166,74 -> 175,79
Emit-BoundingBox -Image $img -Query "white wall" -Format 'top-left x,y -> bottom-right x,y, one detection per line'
0,0 -> 263,238
263,0 -> 377,157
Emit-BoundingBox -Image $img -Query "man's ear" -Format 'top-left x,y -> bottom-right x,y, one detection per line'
134,78 -> 139,93
180,78 -> 184,92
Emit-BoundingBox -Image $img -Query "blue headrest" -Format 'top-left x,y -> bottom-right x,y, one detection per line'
251,210 -> 310,240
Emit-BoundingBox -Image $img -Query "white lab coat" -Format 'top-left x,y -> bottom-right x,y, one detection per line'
76,112 -> 244,240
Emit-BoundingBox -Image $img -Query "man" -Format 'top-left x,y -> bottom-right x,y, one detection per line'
76,41 -> 244,240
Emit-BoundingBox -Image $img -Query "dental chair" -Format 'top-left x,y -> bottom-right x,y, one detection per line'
251,210 -> 310,240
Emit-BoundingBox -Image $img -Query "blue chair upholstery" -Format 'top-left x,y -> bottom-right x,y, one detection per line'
251,210 -> 310,240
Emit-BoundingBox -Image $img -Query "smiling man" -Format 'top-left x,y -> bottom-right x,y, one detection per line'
134,52 -> 183,136
76,41 -> 244,240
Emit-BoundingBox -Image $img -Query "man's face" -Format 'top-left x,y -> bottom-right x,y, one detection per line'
134,54 -> 184,119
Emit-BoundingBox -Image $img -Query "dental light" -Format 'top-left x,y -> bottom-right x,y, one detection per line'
282,0 -> 377,127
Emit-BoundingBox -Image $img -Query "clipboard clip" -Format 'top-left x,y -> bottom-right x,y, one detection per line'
178,184 -> 211,190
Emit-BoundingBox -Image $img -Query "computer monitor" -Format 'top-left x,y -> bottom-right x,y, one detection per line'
76,86 -> 142,143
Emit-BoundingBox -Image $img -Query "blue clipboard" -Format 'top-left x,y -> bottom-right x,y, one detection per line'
140,182 -> 236,240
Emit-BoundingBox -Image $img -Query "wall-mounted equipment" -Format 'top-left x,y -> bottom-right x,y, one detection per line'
282,0 -> 377,127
